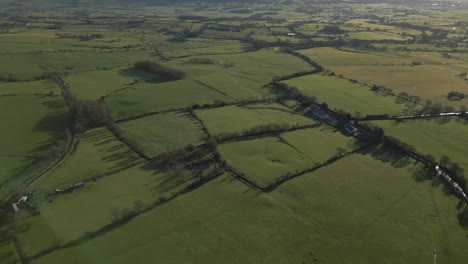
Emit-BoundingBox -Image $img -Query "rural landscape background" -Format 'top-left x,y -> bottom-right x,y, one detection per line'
0,0 -> 467,263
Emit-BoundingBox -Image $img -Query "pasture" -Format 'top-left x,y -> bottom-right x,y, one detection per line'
65,67 -> 155,100
31,127 -> 142,191
118,111 -> 207,158
196,103 -> 316,136
218,136 -> 312,187
328,64 -> 468,107
299,47 -> 411,66
282,74 -> 419,116
30,150 -> 468,264
21,162 -> 190,250
367,117 -> 468,172
0,95 -> 71,156
0,80 -> 59,96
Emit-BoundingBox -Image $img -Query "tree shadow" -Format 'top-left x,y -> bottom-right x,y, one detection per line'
117,68 -> 171,84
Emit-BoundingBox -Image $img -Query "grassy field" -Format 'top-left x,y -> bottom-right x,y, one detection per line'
65,67 -> 155,100
31,127 -> 142,191
347,31 -> 409,41
0,80 -> 59,96
0,95 -> 71,156
218,136 -> 311,187
281,125 -> 363,161
0,157 -> 39,200
328,64 -> 468,107
118,111 -> 207,158
196,103 -> 316,136
106,78 -> 234,120
298,47 -> 412,66
283,74 -> 419,116
107,49 -> 312,120
0,51 -> 150,81
20,161 -> 194,252
30,149 -> 468,264
367,118 -> 468,172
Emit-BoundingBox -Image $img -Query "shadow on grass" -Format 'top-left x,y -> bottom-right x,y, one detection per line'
357,144 -> 412,169
117,68 -> 171,84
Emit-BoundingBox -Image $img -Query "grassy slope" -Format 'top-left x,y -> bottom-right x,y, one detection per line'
32,151 -> 468,264
0,95 -> 71,156
0,157 -> 39,200
119,111 -> 207,158
283,74 -> 417,115
31,127 -> 142,191
197,103 -> 316,136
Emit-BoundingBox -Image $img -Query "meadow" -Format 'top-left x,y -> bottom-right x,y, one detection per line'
31,127 -> 142,191
367,117 -> 468,172
0,95 -> 70,156
328,64 -> 468,107
282,74 -> 419,116
30,149 -> 468,264
196,103 -> 316,136
118,111 -> 207,158
0,80 -> 59,96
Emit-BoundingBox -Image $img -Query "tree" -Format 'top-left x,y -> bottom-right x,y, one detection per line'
133,200 -> 145,213
440,155 -> 451,167
336,147 -> 347,157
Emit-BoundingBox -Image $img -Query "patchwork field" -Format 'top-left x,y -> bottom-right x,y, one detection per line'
283,74 -> 418,116
118,111 -> 207,158
30,150 -> 468,264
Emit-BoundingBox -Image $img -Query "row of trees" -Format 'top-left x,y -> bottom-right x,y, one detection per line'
214,123 -> 306,142
134,60 -> 186,80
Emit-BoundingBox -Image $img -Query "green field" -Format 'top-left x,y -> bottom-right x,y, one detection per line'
328,64 -> 468,107
30,150 -> 468,264
20,162 -> 192,251
0,95 -> 71,156
31,127 -> 142,191
218,136 -> 312,187
118,111 -> 207,158
65,67 -> 155,100
0,80 -> 59,96
196,103 -> 316,136
283,74 -> 418,116
299,47 -> 412,66
281,125 -> 363,160
367,118 -> 468,172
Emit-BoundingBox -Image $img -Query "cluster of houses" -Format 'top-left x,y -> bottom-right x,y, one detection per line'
307,106 -> 359,136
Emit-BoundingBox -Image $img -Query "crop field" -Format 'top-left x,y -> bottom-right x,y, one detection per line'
118,111 -> 207,158
367,118 -> 468,172
31,127 -> 142,191
0,95 -> 71,156
196,103 -> 316,136
282,74 -> 419,116
328,64 -> 468,107
1,1 -> 467,264
29,149 -> 468,264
